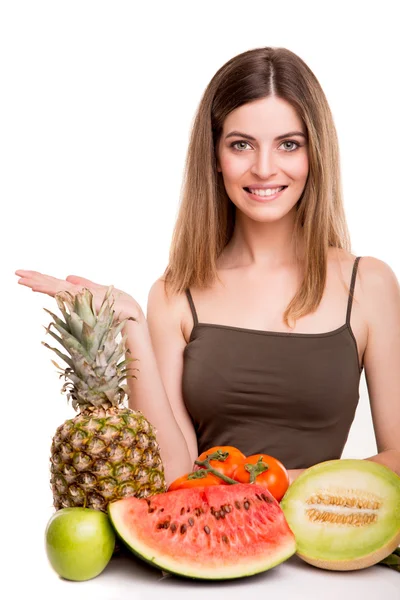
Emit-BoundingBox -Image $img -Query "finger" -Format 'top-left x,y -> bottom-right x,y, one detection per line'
66,275 -> 101,287
17,274 -> 76,296
15,269 -> 44,277
17,278 -> 58,297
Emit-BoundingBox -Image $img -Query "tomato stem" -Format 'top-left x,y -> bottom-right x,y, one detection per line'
194,459 -> 239,484
187,469 -> 211,480
244,457 -> 270,484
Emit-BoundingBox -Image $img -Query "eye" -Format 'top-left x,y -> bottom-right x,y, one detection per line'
229,140 -> 301,152
230,141 -> 251,151
281,140 -> 300,151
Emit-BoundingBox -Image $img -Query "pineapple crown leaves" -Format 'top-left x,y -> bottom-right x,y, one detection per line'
42,286 -> 139,411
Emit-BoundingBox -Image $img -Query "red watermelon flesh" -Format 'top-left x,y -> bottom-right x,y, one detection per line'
108,483 -> 296,579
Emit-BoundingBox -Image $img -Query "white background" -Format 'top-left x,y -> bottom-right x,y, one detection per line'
1,1 -> 399,598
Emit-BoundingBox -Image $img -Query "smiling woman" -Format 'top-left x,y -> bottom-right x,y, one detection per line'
16,46 -> 400,490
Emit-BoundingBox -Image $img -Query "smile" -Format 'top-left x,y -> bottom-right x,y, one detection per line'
244,186 -> 288,201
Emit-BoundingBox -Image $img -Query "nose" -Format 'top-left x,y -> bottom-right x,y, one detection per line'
250,147 -> 278,179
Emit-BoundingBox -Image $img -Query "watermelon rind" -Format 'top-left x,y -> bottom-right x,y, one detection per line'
108,483 -> 297,580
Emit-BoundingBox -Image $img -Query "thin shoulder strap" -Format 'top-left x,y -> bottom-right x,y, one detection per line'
346,256 -> 362,326
185,288 -> 199,327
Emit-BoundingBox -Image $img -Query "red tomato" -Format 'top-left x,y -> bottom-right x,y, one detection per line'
232,454 -> 290,502
167,469 -> 227,492
194,446 -> 246,478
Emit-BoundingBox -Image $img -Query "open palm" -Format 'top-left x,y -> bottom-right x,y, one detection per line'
15,270 -> 141,322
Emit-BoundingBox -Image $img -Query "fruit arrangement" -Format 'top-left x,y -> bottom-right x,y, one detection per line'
40,287 -> 400,580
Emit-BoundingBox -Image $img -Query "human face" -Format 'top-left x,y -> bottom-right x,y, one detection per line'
216,96 -> 309,223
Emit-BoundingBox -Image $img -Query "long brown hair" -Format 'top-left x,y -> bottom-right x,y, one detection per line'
163,46 -> 351,327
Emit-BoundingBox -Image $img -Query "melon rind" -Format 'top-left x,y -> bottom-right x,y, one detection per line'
108,484 -> 297,580
280,459 -> 400,571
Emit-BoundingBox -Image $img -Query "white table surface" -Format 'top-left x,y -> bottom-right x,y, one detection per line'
30,549 -> 400,600
9,506 -> 399,600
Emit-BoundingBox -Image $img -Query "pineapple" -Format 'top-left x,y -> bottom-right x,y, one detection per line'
43,285 -> 166,512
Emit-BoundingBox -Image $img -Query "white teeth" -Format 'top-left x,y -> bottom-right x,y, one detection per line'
248,186 -> 285,197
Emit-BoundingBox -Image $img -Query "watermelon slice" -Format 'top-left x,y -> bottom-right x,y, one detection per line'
108,483 -> 296,579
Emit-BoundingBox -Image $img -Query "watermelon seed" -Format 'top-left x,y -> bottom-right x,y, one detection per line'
244,501 -> 250,510
156,520 -> 170,529
256,494 -> 263,501
222,535 -> 230,544
235,501 -> 241,509
180,507 -> 185,515
186,507 -> 190,512
224,504 -> 232,513
188,518 -> 195,527
170,523 -> 177,533
194,508 -> 202,517
158,507 -> 165,512
148,507 -> 156,513
261,493 -> 273,503
204,526 -> 211,535
180,524 -> 187,534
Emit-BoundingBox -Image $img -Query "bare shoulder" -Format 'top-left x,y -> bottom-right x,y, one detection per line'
327,247 -> 359,287
329,249 -> 399,307
356,256 -> 400,312
147,277 -> 189,337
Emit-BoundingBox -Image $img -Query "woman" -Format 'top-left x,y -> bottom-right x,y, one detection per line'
15,47 -> 400,487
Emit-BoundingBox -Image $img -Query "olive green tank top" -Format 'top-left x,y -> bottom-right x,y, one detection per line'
182,256 -> 363,470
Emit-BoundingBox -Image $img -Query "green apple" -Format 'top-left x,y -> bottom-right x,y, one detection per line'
45,507 -> 115,581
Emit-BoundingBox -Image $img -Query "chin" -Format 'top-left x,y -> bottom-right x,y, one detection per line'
240,205 -> 296,223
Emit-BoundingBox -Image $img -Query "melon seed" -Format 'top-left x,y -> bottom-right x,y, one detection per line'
305,508 -> 378,526
306,491 -> 382,510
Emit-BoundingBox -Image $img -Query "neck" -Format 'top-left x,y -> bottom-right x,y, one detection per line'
221,208 -> 304,270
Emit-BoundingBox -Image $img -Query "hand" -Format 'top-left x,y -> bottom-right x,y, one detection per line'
287,468 -> 306,485
15,270 -> 143,322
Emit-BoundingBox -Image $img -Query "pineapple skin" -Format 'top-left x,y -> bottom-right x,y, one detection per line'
50,406 -> 167,511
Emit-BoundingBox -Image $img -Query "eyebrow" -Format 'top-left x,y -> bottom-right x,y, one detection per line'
225,130 -> 307,141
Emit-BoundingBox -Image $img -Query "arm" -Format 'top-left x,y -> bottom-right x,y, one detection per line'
359,257 -> 400,475
288,257 -> 400,485
124,278 -> 198,486
15,269 -> 196,487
